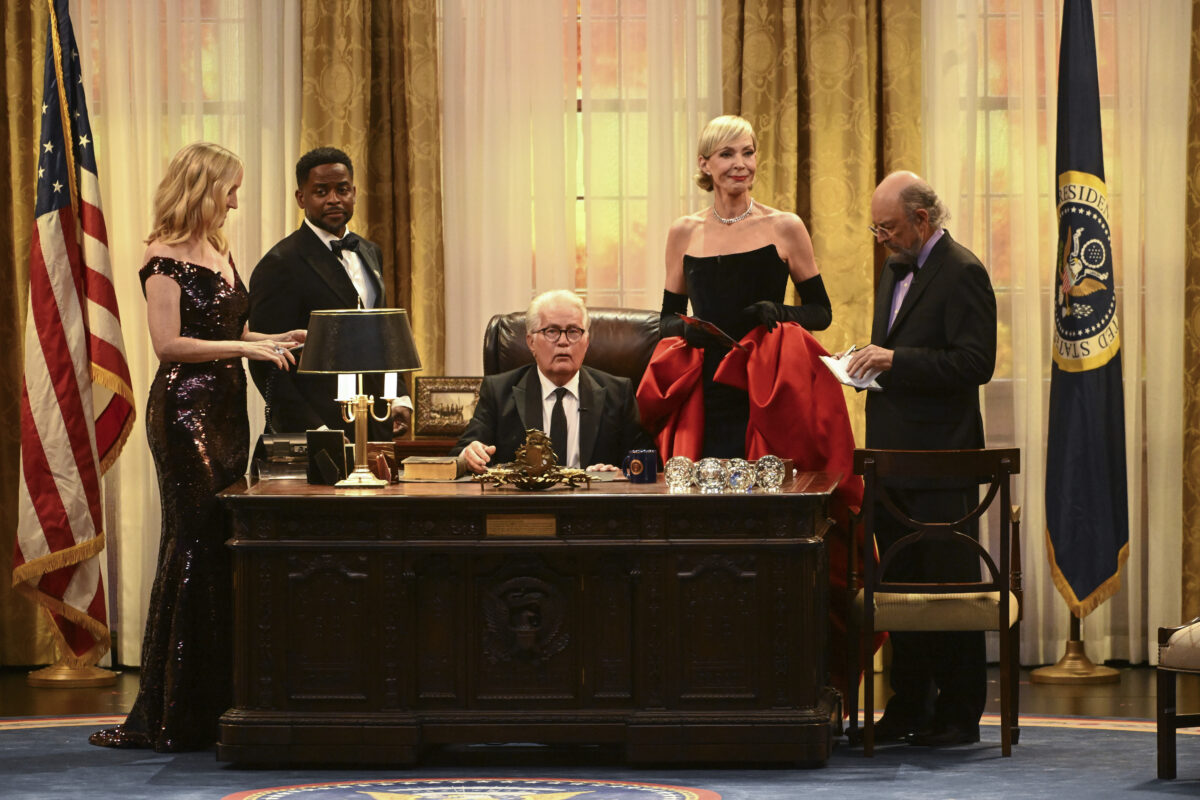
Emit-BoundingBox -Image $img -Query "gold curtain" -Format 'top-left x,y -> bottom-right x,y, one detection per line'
300,0 -> 445,376
1183,0 -> 1200,621
721,0 -> 921,446
0,0 -> 55,663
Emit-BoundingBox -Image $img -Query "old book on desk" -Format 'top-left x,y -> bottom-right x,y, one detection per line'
402,456 -> 464,481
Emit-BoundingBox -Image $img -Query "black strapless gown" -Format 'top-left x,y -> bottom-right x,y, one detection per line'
683,244 -> 789,458
90,257 -> 249,752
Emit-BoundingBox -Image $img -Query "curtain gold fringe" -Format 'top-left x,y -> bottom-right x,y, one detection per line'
1044,527 -> 1131,618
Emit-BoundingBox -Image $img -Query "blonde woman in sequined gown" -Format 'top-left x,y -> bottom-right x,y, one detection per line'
89,143 -> 303,752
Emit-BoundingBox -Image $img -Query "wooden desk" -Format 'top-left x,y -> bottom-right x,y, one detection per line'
217,473 -> 839,765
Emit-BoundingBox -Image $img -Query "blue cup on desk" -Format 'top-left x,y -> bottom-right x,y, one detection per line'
622,449 -> 659,483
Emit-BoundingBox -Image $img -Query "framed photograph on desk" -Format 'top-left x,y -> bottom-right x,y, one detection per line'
414,376 -> 482,437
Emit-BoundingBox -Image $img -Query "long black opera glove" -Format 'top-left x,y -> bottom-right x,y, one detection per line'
741,273 -> 833,332
659,289 -> 688,339
660,289 -> 730,349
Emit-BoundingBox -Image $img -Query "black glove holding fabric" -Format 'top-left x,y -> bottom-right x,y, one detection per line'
740,273 -> 832,332
660,289 -> 729,349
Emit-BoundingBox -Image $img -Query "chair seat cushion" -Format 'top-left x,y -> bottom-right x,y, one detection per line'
856,589 -> 1020,631
1161,620 -> 1200,671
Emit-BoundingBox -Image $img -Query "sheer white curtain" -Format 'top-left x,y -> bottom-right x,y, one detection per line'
923,0 -> 1189,665
440,0 -> 721,374
74,0 -> 299,665
440,0 -> 574,374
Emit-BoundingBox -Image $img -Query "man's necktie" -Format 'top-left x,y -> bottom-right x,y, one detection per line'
550,387 -> 568,466
888,260 -> 917,332
330,233 -> 361,258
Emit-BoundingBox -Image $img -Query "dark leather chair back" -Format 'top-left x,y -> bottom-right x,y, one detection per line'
482,307 -> 661,385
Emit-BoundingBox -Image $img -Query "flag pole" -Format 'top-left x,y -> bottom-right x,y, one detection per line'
1030,613 -> 1119,685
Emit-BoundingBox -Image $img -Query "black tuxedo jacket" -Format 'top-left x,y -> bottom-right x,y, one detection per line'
248,223 -> 398,440
450,364 -> 655,467
865,231 -> 996,453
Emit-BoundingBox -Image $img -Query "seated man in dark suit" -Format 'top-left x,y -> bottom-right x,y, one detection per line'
452,290 -> 654,473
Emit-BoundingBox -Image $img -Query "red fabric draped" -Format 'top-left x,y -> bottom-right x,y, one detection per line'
637,324 -> 871,701
634,336 -> 705,459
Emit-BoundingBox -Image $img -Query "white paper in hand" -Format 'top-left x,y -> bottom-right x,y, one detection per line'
819,351 -> 882,391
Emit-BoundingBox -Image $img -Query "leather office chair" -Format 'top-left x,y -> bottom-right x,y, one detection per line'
482,306 -> 661,383
1157,617 -> 1200,779
847,447 -> 1022,756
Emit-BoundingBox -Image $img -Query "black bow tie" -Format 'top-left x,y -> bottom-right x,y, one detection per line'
330,233 -> 360,257
889,260 -> 916,280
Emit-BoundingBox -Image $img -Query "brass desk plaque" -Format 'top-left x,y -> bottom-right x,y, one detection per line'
486,513 -> 557,538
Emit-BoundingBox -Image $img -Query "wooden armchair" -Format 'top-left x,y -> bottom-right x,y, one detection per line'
1157,617 -> 1200,779
846,447 -> 1022,756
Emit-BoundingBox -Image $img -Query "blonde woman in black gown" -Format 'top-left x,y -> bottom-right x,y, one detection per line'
90,143 -> 303,751
659,115 -> 832,457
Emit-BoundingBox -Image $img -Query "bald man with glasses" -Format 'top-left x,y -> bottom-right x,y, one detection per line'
452,290 -> 654,473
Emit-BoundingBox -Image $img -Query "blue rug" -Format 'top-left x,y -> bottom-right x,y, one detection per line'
0,714 -> 1195,799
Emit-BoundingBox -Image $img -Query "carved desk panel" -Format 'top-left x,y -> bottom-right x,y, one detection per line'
217,473 -> 838,765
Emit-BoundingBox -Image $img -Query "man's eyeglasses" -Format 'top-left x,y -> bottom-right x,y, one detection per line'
867,222 -> 897,240
533,326 -> 587,343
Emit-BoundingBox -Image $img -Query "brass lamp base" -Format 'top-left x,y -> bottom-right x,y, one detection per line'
1030,639 -> 1120,684
335,389 -> 391,488
336,466 -> 388,488
27,662 -> 117,688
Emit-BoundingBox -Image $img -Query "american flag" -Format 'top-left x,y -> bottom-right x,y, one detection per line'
13,0 -> 135,667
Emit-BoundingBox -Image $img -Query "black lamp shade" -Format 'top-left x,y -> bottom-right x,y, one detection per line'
297,308 -> 422,374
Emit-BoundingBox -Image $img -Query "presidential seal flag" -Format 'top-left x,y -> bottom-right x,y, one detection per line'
13,0 -> 135,667
1044,0 -> 1129,618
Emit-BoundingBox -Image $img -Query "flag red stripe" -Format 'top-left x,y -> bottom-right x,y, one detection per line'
93,396 -> 132,461
37,562 -> 74,598
89,332 -> 133,385
84,265 -> 120,318
79,198 -> 108,246
18,383 -> 75,556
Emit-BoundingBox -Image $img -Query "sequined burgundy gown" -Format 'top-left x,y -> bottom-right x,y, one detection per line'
90,257 -> 249,752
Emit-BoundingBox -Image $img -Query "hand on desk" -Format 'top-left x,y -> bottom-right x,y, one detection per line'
462,440 -> 496,474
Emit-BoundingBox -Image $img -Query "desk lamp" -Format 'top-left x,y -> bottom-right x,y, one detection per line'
298,308 -> 422,487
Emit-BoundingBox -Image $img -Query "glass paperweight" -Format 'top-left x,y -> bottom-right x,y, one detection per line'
755,454 -> 786,490
694,457 -> 727,493
664,456 -> 695,491
725,458 -> 756,492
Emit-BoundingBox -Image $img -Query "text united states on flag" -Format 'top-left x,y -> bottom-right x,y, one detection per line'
13,0 -> 135,666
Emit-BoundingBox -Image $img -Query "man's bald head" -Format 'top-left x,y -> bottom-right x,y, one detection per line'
870,171 -> 948,260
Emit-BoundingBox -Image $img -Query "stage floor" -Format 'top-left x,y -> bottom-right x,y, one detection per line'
2,662 -> 1194,722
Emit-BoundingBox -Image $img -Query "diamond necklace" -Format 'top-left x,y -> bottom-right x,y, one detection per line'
713,197 -> 754,225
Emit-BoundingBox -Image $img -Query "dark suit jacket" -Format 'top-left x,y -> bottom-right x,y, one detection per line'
865,231 -> 996,453
865,230 -> 997,576
248,223 -> 399,440
450,364 -> 655,467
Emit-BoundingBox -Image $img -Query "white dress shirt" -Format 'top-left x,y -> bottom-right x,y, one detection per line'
302,218 -> 410,412
303,218 -> 378,309
536,369 -> 581,468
